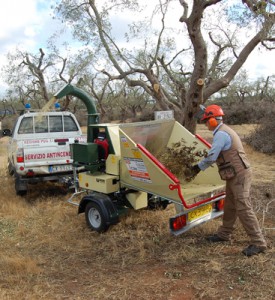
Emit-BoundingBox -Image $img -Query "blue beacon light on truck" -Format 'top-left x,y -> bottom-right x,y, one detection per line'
25,103 -> 31,111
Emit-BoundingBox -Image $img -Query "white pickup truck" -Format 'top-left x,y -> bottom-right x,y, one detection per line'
4,109 -> 85,195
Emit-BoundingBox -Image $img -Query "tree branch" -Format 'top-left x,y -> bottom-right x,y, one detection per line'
58,57 -> 68,83
261,39 -> 275,49
204,20 -> 274,98
204,0 -> 223,8
149,1 -> 167,69
208,32 -> 232,77
87,0 -> 132,73
179,0 -> 188,22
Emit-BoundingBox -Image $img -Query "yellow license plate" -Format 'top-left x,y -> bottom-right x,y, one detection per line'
188,204 -> 212,222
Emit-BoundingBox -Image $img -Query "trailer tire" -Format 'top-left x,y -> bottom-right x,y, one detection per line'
85,202 -> 109,233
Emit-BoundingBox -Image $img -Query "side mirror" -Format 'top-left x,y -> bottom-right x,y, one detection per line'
2,129 -> 12,136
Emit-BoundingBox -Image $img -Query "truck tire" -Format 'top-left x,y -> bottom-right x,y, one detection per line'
15,176 -> 27,196
85,202 -> 110,233
7,160 -> 14,176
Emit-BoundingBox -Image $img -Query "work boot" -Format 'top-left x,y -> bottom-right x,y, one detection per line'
242,245 -> 266,257
206,234 -> 228,243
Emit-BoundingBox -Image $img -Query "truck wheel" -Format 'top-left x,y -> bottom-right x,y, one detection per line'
7,161 -> 14,176
15,177 -> 27,196
85,202 -> 109,233
16,189 -> 27,196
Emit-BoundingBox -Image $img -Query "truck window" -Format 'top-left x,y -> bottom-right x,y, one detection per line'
64,116 -> 78,132
49,116 -> 63,132
18,117 -> 33,134
34,116 -> 48,133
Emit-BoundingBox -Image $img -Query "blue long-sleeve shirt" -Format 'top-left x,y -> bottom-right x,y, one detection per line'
198,123 -> 232,171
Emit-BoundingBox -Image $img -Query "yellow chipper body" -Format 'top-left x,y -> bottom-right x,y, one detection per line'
69,119 -> 225,235
55,84 -> 225,235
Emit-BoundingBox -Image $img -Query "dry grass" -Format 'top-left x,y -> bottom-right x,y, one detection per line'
0,125 -> 274,300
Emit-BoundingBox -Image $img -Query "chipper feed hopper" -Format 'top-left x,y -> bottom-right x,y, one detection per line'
55,84 -> 226,235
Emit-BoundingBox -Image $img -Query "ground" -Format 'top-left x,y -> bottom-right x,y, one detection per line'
0,124 -> 274,300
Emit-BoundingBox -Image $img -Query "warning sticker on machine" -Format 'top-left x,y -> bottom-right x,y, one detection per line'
124,157 -> 152,183
121,136 -> 130,148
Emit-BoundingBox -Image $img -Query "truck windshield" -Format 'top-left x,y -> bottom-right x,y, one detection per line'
18,117 -> 33,134
34,116 -> 48,133
64,116 -> 78,132
49,116 -> 63,132
17,115 -> 79,134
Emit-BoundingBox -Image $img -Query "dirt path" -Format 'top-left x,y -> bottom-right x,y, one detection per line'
0,126 -> 274,300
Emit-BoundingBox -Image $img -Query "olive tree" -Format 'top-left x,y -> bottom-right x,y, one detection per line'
1,48 -> 54,108
55,0 -> 274,132
1,46 -> 96,110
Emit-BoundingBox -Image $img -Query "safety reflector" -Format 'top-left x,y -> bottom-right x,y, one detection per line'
214,199 -> 225,211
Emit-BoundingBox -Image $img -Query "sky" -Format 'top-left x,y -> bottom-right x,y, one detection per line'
0,0 -> 274,96
0,1 -> 56,58
0,0 -> 61,94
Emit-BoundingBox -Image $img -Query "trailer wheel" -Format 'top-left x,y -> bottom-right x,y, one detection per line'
85,202 -> 109,233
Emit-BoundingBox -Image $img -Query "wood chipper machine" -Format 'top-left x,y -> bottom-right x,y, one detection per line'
54,84 -> 226,235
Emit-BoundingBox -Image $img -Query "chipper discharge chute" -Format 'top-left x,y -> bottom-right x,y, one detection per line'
55,84 -> 225,235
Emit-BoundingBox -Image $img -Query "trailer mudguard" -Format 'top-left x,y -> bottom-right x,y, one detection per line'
78,192 -> 119,225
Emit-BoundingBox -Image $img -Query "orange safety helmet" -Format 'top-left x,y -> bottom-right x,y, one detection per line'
201,104 -> 224,127
201,104 -> 224,121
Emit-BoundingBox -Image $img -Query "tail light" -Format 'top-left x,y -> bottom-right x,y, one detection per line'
16,148 -> 24,163
26,170 -> 35,177
214,199 -> 225,211
170,214 -> 187,231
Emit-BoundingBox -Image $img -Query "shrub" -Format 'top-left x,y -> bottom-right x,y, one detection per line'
222,101 -> 268,125
245,114 -> 275,154
1,115 -> 18,131
212,99 -> 275,153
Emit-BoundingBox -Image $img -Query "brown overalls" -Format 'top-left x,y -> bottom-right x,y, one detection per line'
216,124 -> 267,248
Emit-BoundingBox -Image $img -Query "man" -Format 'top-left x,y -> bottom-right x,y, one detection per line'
192,104 -> 267,257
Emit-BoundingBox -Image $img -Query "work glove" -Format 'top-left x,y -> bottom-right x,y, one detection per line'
191,164 -> 201,176
184,164 -> 201,180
